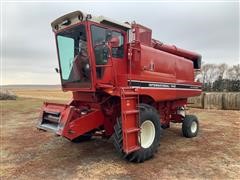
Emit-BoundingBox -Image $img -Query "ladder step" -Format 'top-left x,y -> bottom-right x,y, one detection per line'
126,146 -> 141,154
125,128 -> 140,134
121,88 -> 140,154
123,110 -> 139,115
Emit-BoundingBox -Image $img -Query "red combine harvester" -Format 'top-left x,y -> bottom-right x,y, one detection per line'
37,11 -> 202,162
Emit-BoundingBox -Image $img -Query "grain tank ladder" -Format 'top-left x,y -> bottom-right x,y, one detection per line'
120,87 -> 141,153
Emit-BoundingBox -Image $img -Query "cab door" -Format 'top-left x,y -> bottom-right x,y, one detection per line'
90,24 -> 127,87
110,30 -> 127,86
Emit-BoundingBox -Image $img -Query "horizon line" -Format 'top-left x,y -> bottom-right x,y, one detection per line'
1,84 -> 61,86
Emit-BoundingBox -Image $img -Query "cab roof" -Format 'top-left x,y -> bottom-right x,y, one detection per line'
51,10 -> 131,32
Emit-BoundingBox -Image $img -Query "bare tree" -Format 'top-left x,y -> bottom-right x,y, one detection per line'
204,64 -> 217,80
227,64 -> 240,80
217,63 -> 228,79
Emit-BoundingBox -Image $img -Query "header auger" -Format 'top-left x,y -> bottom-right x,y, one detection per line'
37,11 -> 202,162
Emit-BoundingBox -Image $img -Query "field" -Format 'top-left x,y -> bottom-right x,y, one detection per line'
1,89 -> 240,179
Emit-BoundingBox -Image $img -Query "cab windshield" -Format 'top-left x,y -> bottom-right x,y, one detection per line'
57,25 -> 91,88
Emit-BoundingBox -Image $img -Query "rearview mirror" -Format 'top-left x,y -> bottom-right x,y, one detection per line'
55,68 -> 59,73
109,36 -> 120,48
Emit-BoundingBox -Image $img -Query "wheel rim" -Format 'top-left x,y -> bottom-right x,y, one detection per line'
191,121 -> 197,133
140,120 -> 155,148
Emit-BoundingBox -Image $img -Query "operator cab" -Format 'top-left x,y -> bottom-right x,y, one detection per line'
52,11 -> 130,91
57,25 -> 90,89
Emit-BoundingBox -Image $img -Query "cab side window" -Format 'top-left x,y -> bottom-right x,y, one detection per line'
112,31 -> 124,58
91,25 -> 109,65
91,25 -> 124,63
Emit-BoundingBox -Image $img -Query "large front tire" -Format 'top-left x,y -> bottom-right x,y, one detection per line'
113,103 -> 161,162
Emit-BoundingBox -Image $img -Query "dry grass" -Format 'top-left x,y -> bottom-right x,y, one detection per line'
1,89 -> 240,179
10,89 -> 71,101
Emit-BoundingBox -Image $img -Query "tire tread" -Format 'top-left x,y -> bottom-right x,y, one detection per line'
113,103 -> 161,162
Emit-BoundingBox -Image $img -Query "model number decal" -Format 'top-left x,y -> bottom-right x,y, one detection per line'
128,80 -> 201,90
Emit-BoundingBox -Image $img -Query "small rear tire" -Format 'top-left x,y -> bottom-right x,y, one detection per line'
182,115 -> 199,138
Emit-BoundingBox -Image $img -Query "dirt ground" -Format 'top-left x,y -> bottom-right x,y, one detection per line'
1,90 -> 240,179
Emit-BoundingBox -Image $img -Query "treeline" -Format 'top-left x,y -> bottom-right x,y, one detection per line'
195,63 -> 240,92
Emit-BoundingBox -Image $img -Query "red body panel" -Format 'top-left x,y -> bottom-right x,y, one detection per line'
65,109 -> 104,140
127,42 -> 201,102
38,17 -> 202,154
